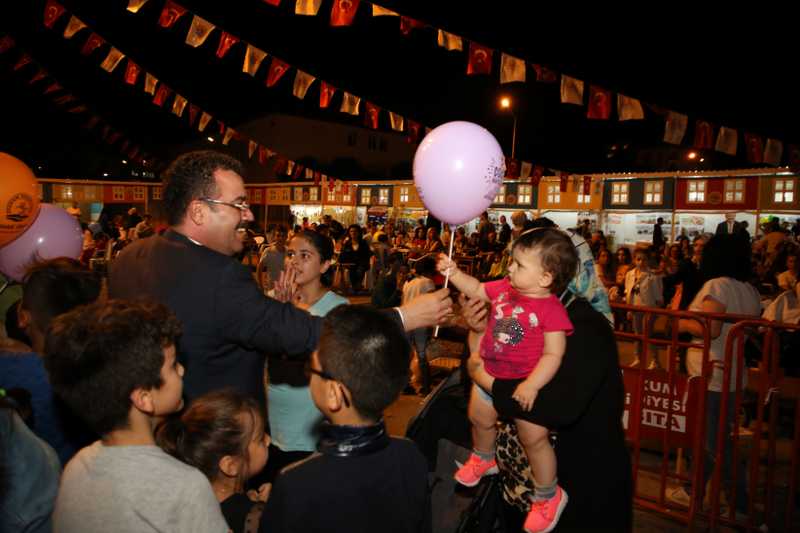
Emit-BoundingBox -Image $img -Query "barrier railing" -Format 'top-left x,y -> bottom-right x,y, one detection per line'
611,302 -> 800,532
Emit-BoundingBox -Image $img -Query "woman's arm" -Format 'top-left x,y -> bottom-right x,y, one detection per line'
511,331 -> 566,411
678,295 -> 725,339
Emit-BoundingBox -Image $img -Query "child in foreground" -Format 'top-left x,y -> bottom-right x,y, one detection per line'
158,389 -> 271,533
259,305 -> 431,533
44,300 -> 228,533
437,227 -> 578,533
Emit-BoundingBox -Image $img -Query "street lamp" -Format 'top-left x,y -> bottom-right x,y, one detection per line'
499,96 -> 517,159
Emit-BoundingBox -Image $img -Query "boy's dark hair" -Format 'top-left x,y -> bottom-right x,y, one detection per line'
317,305 -> 410,421
512,228 -> 578,294
414,255 -> 437,277
43,300 -> 182,436
22,258 -> 101,333
162,150 -> 244,226
157,389 -> 263,488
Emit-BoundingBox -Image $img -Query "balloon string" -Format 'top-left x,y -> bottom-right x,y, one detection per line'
434,224 -> 456,338
0,280 -> 7,296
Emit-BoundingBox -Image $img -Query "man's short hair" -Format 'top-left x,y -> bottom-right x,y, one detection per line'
22,258 -> 101,333
43,300 -> 182,436
162,150 -> 244,226
317,306 -> 410,421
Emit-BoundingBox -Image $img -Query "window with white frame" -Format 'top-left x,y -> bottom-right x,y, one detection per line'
517,185 -> 532,204
84,187 -> 96,200
253,189 -> 262,203
687,180 -> 706,203
724,179 -> 745,203
152,186 -> 162,200
282,189 -> 290,202
269,189 -> 278,201
62,186 -> 73,199
133,186 -> 145,201
361,188 -> 371,204
309,188 -> 318,201
327,187 -> 336,202
112,186 -> 125,201
611,182 -> 629,205
494,185 -> 506,204
399,187 -> 410,203
644,180 -> 663,205
342,187 -> 351,202
546,184 -> 560,204
378,188 -> 389,205
577,191 -> 590,204
294,187 -> 303,202
774,178 -> 795,203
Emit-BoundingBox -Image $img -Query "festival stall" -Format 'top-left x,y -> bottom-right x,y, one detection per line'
538,175 -> 602,233
673,176 -> 758,238
601,177 -> 675,248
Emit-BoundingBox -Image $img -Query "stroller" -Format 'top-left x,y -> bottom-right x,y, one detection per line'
405,369 -> 515,533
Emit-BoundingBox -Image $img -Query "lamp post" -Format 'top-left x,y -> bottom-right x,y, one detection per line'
499,96 -> 517,159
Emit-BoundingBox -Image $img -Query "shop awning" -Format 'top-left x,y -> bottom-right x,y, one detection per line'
367,206 -> 388,215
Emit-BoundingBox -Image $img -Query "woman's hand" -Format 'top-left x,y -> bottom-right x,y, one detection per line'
272,266 -> 297,303
512,380 -> 538,412
247,483 -> 272,503
459,294 -> 488,333
466,351 -> 495,394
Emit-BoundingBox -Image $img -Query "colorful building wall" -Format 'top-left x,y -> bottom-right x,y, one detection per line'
758,176 -> 800,211
490,180 -> 539,210
539,177 -> 602,211
674,176 -> 758,211
602,178 -> 675,210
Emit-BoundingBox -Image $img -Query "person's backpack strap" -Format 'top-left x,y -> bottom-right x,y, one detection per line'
244,502 -> 265,533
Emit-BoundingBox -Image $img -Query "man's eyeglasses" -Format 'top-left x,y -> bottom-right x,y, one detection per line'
304,360 -> 350,407
199,197 -> 250,213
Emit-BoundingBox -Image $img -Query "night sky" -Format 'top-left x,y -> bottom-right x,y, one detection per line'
2,0 -> 797,180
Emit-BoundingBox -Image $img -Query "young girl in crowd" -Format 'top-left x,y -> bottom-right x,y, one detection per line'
625,247 -> 664,368
267,229 -> 348,478
157,390 -> 270,533
437,227 -> 578,533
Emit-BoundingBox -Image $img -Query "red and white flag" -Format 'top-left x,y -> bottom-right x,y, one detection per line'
29,69 -> 48,85
216,31 -> 239,58
258,146 -> 269,165
467,42 -> 492,75
80,33 -> 106,56
152,84 -> 172,107
158,1 -> 187,29
124,60 -> 141,85
330,0 -> 360,26
63,16 -> 87,39
743,133 -> 763,164
43,0 -> 66,29
583,176 -> 591,195
43,82 -> 62,95
0,36 -> 15,54
364,102 -> 380,129
505,158 -> 520,179
587,86 -> 611,119
319,81 -> 336,108
13,53 -> 32,71
532,64 -> 557,83
400,16 -> 424,36
531,165 -> 544,187
407,120 -> 421,143
560,75 -> 584,105
292,70 -> 315,99
694,120 -> 715,150
559,173 -> 569,192
188,104 -> 200,126
263,0 -> 281,5
265,57 -> 290,87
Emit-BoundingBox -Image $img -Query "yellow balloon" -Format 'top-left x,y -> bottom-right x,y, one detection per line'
0,152 -> 40,248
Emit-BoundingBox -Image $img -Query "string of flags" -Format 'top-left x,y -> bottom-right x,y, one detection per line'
0,35 -> 156,168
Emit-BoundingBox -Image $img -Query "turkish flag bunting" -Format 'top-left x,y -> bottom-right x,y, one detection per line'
53,93 -> 76,106
293,164 -> 305,180
67,104 -> 87,114
313,171 -> 321,186
43,82 -> 62,95
124,60 -> 141,85
107,132 -> 122,145
63,15 -> 87,38
365,102 -> 380,129
265,57 -> 290,87
583,176 -> 591,195
532,64 -> 557,82
467,42 -> 492,75
158,1 -> 187,29
258,146 -> 269,165
330,0 -> 360,26
407,120 -> 421,143
85,115 -> 100,130
328,177 -> 336,191
559,173 -> 569,192
120,140 -> 130,153
399,16 -> 424,35
80,33 -> 105,56
216,31 -> 239,58
505,158 -> 520,178
531,165 -> 544,187
152,84 -> 172,107
789,144 -> 800,171
693,120 -> 715,150
342,182 -> 349,195
43,0 -> 66,29
248,140 -> 258,159
744,133 -> 764,164
13,53 -> 32,71
29,69 -> 48,84
319,81 -> 336,108
263,0 -> 281,5
188,104 -> 199,126
587,86 -> 611,120
0,36 -> 15,54
185,15 -> 215,47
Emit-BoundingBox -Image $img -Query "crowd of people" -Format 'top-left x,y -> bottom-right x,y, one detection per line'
4,148 -> 799,532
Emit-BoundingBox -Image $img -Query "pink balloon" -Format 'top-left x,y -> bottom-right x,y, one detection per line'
0,204 -> 83,282
413,121 -> 505,226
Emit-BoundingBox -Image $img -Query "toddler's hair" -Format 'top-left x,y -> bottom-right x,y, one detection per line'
157,389 -> 264,488
512,228 -> 578,294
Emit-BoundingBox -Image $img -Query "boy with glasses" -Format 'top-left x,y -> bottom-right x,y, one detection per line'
261,305 -> 431,533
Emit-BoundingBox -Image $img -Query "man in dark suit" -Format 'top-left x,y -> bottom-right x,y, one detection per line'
715,212 -> 743,236
108,151 -> 452,405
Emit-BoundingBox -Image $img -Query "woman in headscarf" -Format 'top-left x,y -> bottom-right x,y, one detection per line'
460,224 -> 631,532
